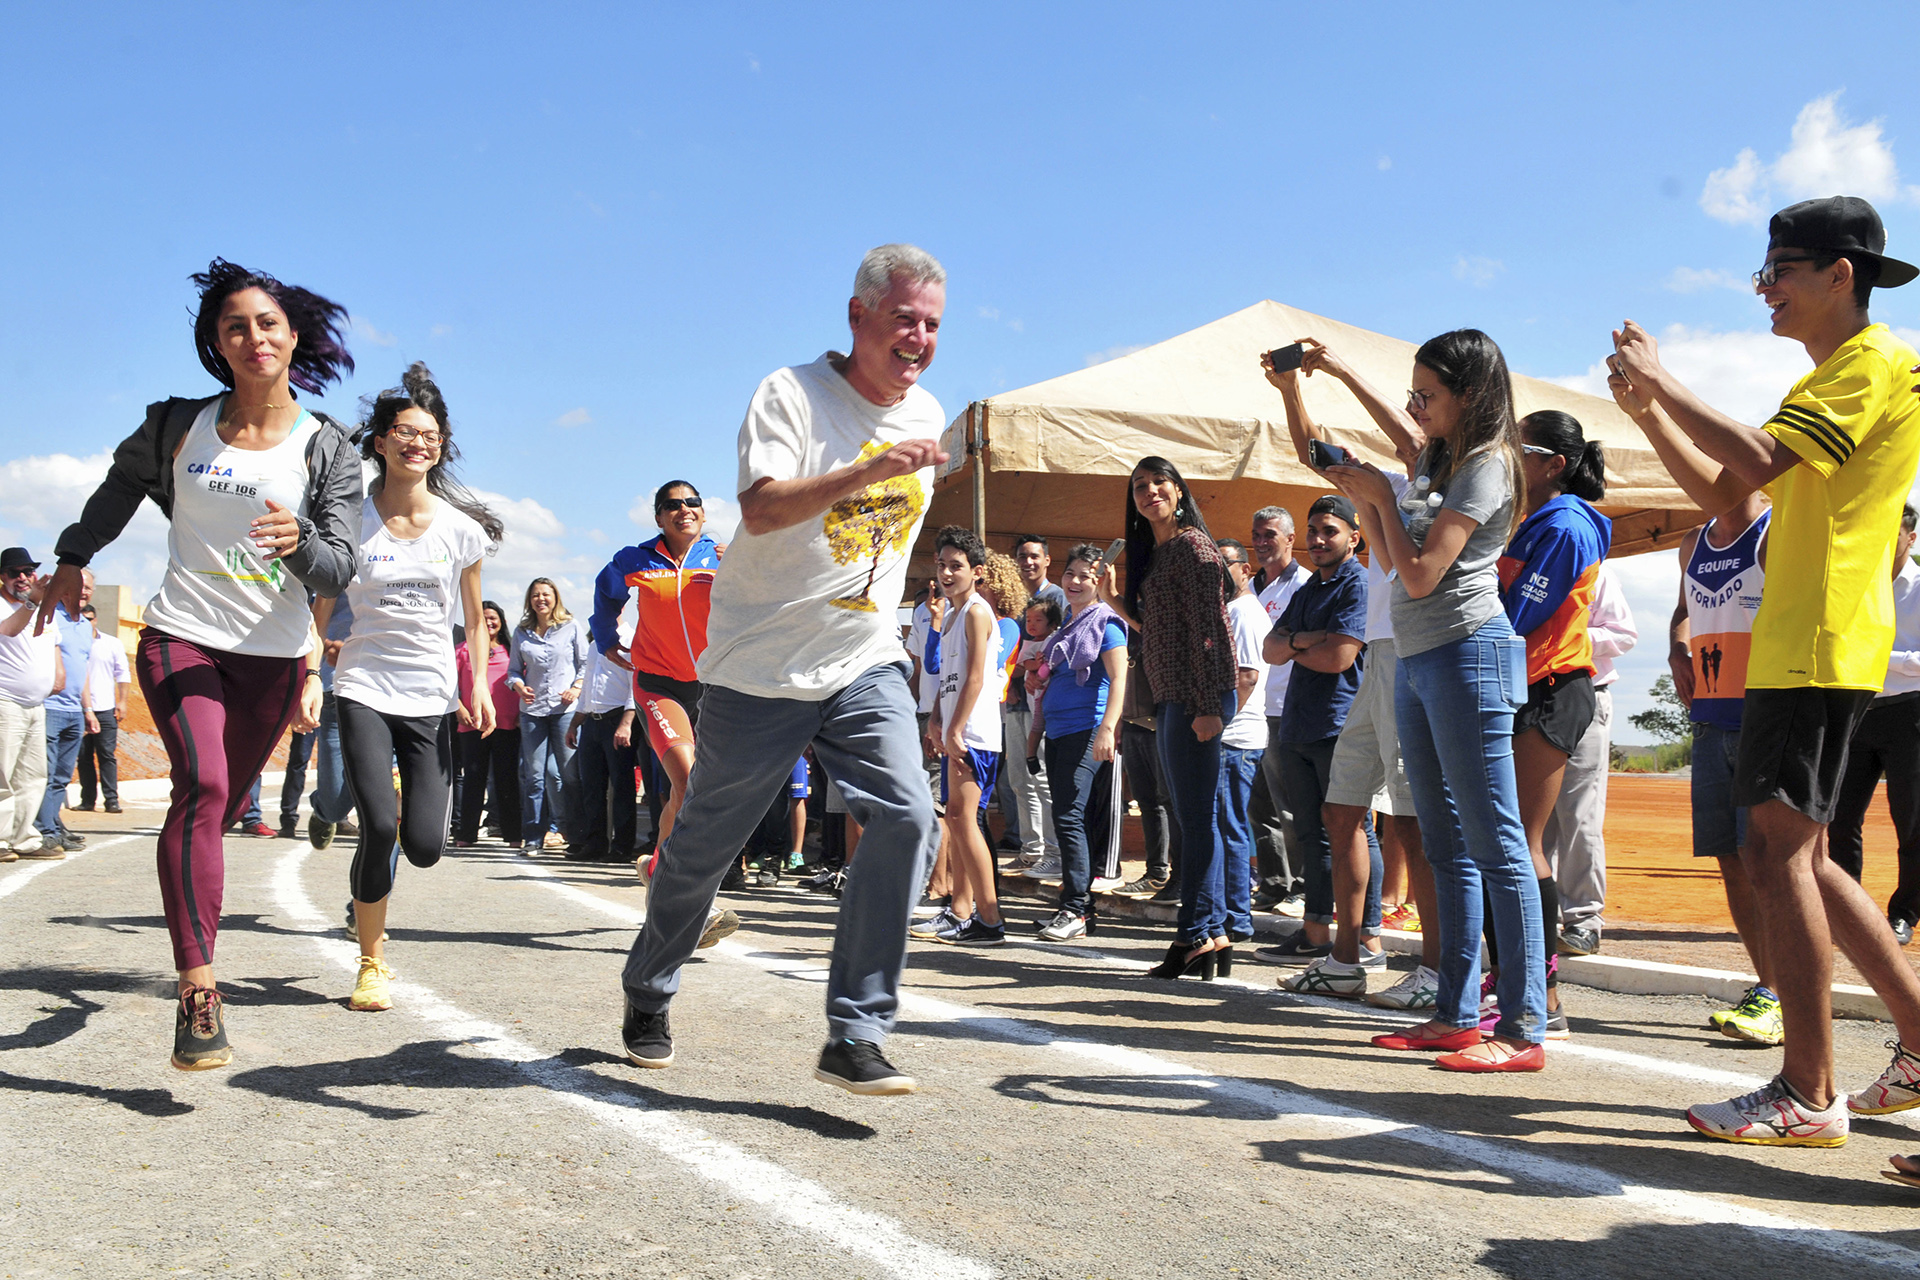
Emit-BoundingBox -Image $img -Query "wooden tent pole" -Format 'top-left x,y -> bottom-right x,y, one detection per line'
970,401 -> 987,539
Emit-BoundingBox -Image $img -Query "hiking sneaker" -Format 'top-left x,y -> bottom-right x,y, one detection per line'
171,986 -> 233,1071
1367,964 -> 1440,1010
910,907 -> 961,939
814,1037 -> 917,1096
1021,856 -> 1062,880
1719,986 -> 1785,1046
1850,1040 -> 1920,1115
943,916 -> 1007,946
349,956 -> 394,1011
1281,956 -> 1368,997
622,1002 -> 674,1068
1687,1076 -> 1849,1147
698,908 -> 740,950
1114,875 -> 1168,899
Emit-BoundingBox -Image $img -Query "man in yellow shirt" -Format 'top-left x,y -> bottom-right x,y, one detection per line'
1610,196 -> 1920,1155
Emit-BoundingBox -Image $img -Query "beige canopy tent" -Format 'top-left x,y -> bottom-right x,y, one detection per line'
913,300 -> 1701,581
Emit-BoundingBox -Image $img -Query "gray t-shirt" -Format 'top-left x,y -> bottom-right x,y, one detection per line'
1390,447 -> 1514,658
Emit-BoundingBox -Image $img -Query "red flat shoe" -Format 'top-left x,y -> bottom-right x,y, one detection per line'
1371,1025 -> 1483,1052
1435,1042 -> 1546,1073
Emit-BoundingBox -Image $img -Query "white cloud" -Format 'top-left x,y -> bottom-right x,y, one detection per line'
1701,93 -> 1919,226
552,407 -> 592,427
0,450 -> 171,597
1664,267 -> 1749,293
1548,324 -> 1811,427
350,316 -> 398,347
1603,548 -> 1682,739
1082,343 -> 1147,368
470,487 -> 597,609
1453,255 -> 1504,288
1376,155 -> 1391,172
977,305 -> 1000,321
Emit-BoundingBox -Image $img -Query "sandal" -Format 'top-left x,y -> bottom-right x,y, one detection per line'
1884,1157 -> 1920,1190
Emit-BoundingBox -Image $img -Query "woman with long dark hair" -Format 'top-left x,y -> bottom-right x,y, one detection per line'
508,576 -> 589,854
1478,409 -> 1610,1038
318,364 -> 500,1011
455,599 -> 519,845
1327,329 -> 1547,1072
1098,456 -> 1238,979
42,259 -> 362,1070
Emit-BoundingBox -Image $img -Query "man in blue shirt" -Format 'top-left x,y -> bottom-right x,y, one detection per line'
1256,496 -> 1370,983
36,568 -> 95,852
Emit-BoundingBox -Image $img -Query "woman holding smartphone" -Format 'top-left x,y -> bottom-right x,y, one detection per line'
1099,456 -> 1237,980
1323,329 -> 1547,1073
42,259 -> 360,1070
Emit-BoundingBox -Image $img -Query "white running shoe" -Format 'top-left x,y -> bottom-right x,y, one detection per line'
1687,1076 -> 1849,1147
1090,875 -> 1125,893
1367,964 -> 1439,1010
1850,1039 -> 1920,1115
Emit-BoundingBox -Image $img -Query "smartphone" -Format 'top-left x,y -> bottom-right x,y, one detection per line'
1308,438 -> 1350,470
1266,343 -> 1304,373
1102,536 -> 1127,566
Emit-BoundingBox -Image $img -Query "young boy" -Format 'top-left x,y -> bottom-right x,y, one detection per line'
924,526 -> 1007,945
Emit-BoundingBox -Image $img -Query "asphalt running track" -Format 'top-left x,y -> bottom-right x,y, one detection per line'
6,796 -> 1920,1279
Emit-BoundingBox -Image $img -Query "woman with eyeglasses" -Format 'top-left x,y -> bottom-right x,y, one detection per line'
1323,329 -> 1548,1073
588,480 -> 723,868
1098,455 -> 1239,980
41,259 -> 363,1071
317,363 -> 502,1012
508,577 -> 590,854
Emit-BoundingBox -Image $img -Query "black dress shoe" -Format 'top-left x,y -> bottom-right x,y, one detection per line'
1893,917 -> 1915,947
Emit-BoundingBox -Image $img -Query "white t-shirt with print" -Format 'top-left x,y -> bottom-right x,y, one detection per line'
699,353 -> 943,701
1223,592 -> 1270,751
937,593 -> 1006,752
0,601 -> 58,705
333,495 -> 489,718
1257,562 -> 1313,717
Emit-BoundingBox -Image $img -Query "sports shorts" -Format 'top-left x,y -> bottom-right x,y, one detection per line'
635,669 -> 703,761
1732,687 -> 1875,824
1512,669 -> 1596,758
940,748 -> 1001,811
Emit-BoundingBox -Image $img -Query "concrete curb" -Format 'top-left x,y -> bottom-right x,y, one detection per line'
1003,874 -> 1894,1024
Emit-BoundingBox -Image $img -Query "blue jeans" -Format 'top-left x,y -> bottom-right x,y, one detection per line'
623,661 -> 938,1043
1691,722 -> 1747,860
1158,693 -> 1235,945
281,729 -> 313,824
312,692 -> 353,825
36,706 -> 84,837
1395,615 -> 1544,1043
1045,727 -> 1112,917
1273,735 -> 1383,931
1216,746 -> 1262,937
519,711 -> 574,843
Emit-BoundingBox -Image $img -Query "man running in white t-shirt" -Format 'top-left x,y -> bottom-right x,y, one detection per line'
620,245 -> 949,1095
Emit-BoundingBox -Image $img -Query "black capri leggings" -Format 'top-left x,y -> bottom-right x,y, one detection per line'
337,695 -> 456,904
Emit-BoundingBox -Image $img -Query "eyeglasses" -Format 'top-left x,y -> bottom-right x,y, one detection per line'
658,496 -> 704,513
1221,558 -> 1248,568
1521,444 -> 1557,457
384,425 -> 444,446
1406,389 -> 1433,411
1752,255 -> 1820,289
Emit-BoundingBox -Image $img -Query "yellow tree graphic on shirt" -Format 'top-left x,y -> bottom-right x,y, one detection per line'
825,441 -> 926,613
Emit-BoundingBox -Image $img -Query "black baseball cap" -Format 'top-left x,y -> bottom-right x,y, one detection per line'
1307,494 -> 1359,530
1768,196 -> 1917,288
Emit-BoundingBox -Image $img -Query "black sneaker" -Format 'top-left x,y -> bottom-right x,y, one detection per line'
755,866 -> 781,887
171,986 -> 233,1071
1115,875 -> 1168,899
942,917 -> 1006,946
278,819 -> 298,841
814,1037 -> 917,1095
308,815 -> 336,850
622,1001 -> 674,1068
104,802 -> 123,814
1150,879 -> 1181,904
1254,933 -> 1331,965
800,867 -> 839,892
720,862 -> 749,893
60,831 -> 86,851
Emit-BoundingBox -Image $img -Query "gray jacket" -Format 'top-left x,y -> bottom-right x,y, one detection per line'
55,394 -> 364,597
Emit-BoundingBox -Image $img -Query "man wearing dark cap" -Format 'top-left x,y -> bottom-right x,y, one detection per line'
1611,195 -> 1920,1153
0,548 -> 65,860
1257,495 -> 1376,990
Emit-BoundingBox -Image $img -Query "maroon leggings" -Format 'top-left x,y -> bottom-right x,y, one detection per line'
136,629 -> 303,971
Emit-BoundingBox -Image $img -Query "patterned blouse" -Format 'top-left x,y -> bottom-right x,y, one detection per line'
1139,527 -> 1235,716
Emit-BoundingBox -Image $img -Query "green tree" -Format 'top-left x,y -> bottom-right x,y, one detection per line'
1628,673 -> 1690,745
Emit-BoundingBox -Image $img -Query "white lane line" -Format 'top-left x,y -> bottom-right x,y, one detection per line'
520,868 -> 1920,1269
0,835 -> 141,902
268,847 -> 992,1280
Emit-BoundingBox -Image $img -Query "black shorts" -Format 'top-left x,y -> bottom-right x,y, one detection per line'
1512,669 -> 1596,757
1732,687 -> 1876,824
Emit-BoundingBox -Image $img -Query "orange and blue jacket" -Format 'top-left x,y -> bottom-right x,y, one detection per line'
589,533 -> 723,684
1497,494 -> 1612,685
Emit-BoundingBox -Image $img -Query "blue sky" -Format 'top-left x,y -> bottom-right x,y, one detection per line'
4,3 -> 1919,736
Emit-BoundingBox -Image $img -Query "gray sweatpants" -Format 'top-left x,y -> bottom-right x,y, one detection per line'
1544,685 -> 1611,933
622,661 -> 938,1044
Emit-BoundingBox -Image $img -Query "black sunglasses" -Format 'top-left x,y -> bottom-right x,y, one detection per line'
657,496 -> 704,513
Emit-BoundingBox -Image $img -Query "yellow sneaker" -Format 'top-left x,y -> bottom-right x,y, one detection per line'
349,955 -> 394,1011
